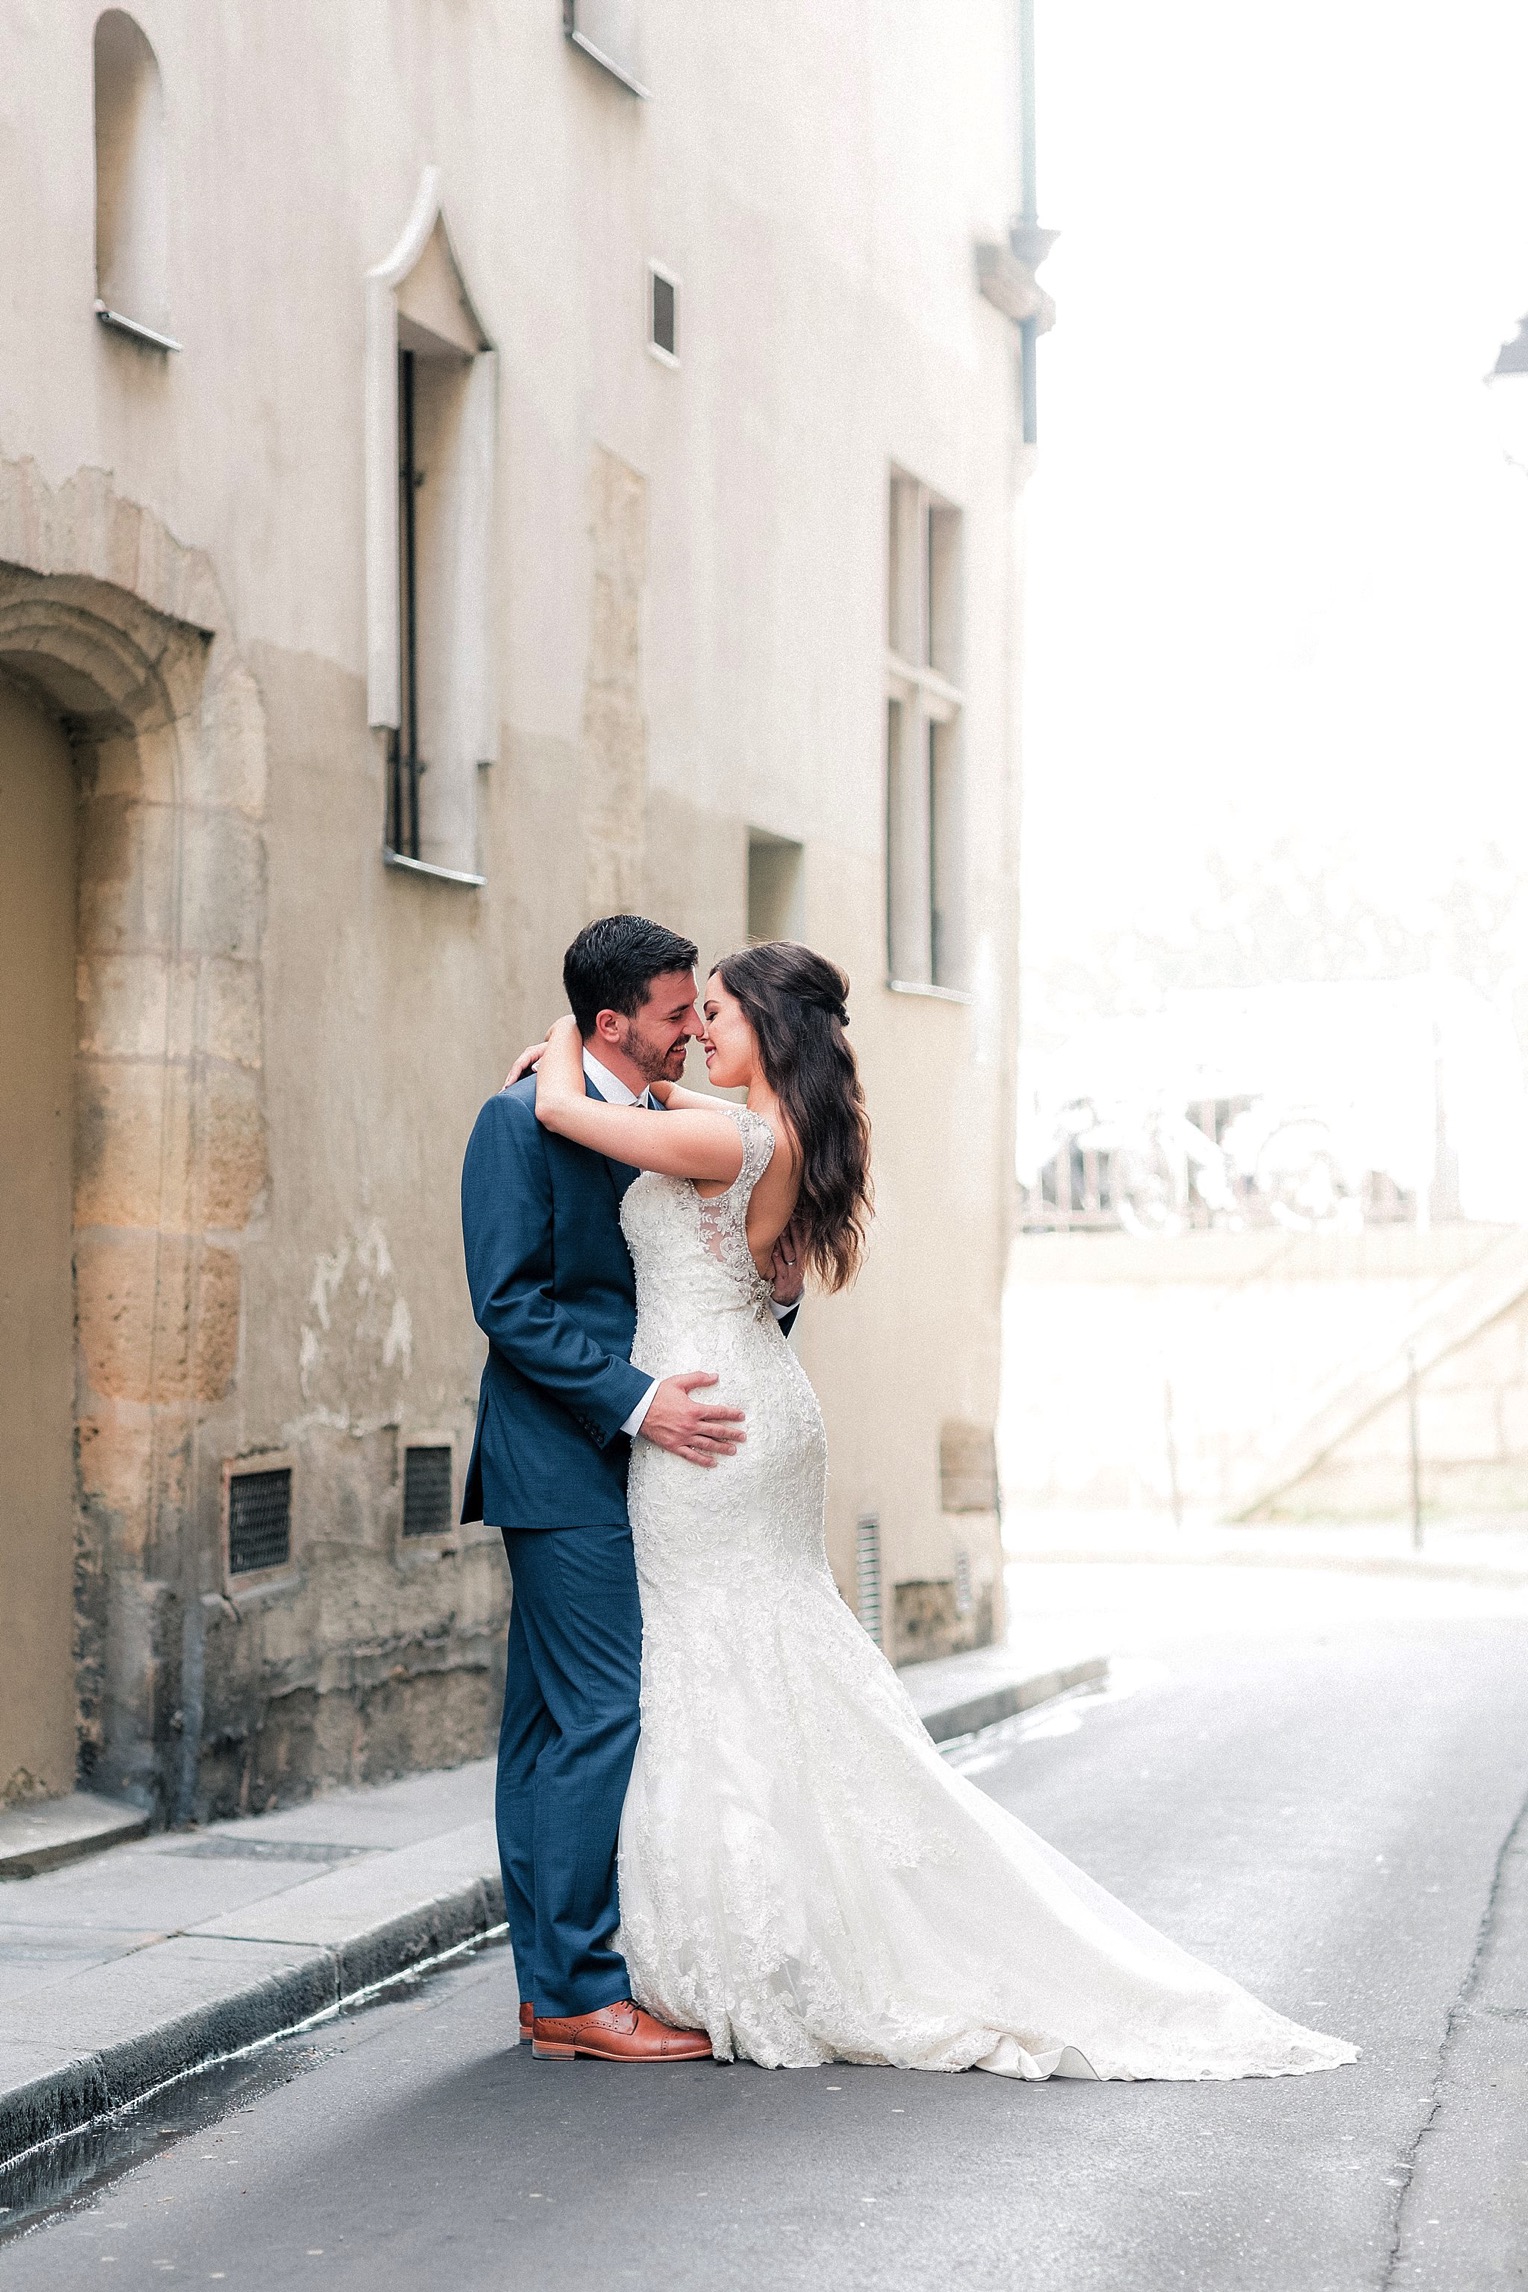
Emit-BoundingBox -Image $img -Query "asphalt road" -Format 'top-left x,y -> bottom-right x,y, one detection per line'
4,1588 -> 1527,2292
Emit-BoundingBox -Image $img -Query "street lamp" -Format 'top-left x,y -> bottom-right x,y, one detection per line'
1485,314 -> 1528,477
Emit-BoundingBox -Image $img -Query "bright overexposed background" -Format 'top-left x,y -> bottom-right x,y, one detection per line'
1001,8 -> 1528,1536
1021,2 -> 1528,1034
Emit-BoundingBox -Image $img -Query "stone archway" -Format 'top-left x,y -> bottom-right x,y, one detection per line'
0,463 -> 269,1814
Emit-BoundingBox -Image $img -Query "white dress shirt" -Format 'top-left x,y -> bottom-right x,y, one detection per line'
580,1045 -> 798,1442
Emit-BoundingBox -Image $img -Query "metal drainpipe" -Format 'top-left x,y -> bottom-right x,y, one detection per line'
1020,318 -> 1038,447
1017,0 -> 1038,445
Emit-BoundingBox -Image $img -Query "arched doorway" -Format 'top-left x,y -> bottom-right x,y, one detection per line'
0,518 -> 268,1818
0,673 -> 78,1804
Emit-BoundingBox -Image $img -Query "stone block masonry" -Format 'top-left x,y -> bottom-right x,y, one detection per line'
0,459 -> 510,1824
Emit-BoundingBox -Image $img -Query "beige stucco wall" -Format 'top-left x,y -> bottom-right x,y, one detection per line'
0,1 -> 1025,1813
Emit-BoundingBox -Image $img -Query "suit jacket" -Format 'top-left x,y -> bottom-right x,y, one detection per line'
460,1073 -> 652,1530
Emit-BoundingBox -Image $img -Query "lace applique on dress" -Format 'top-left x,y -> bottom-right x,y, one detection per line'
693,1104 -> 777,1312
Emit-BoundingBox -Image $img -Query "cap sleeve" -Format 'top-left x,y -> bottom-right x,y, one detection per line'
725,1103 -> 779,1201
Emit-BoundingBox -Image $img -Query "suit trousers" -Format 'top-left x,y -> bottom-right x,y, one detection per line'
495,1522 -> 643,2018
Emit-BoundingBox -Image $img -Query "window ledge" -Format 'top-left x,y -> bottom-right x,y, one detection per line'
887,978 -> 972,1006
383,848 -> 486,888
565,27 -> 650,98
222,1567 -> 301,1608
95,301 -> 181,352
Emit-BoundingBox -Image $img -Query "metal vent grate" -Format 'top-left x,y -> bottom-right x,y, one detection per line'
228,1469 -> 292,1576
855,1513 -> 883,1647
403,1445 -> 453,1538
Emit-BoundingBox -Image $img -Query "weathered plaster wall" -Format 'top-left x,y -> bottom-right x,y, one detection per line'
0,0 -> 1026,1806
582,447 -> 648,919
223,636 -> 515,1819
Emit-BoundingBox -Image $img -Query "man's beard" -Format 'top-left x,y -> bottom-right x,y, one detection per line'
621,1022 -> 690,1087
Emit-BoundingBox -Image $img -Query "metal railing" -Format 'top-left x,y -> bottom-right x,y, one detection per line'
1022,1097 -> 1420,1237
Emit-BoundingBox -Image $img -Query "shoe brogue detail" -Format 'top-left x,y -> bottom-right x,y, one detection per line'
530,1999 -> 711,2063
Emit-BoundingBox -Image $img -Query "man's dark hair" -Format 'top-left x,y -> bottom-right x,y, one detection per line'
563,915 -> 700,1038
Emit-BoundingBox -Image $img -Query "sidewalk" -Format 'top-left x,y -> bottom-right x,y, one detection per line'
1005,1509 -> 1528,1587
0,1628 -> 1100,2168
897,1625 -> 1106,1741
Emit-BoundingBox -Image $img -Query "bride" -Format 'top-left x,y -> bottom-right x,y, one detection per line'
529,940 -> 1357,2081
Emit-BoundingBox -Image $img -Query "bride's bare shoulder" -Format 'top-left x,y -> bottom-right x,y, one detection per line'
747,1102 -> 801,1174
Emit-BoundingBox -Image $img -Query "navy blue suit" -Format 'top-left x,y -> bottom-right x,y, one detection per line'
461,1074 -> 652,2018
462,1076 -> 652,1530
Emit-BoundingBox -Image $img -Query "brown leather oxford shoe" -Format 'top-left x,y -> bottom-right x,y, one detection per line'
531,1999 -> 712,2062
518,1999 -> 533,2043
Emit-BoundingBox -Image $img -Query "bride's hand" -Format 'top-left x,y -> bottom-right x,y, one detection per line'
502,1022 -> 563,1090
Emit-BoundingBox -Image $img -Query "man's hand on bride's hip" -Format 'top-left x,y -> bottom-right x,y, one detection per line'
639,1372 -> 745,1468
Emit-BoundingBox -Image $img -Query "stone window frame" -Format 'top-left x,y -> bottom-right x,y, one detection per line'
885,468 -> 970,1002
364,167 -> 497,887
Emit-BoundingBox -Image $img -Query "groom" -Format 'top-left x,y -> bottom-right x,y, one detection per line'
461,914 -> 800,2063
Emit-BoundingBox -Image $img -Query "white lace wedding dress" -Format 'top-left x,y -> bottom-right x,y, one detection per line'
616,1105 -> 1357,2080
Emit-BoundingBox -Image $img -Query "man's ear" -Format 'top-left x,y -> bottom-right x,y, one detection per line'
592,1008 -> 625,1047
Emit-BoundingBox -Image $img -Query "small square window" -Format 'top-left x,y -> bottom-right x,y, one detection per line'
649,263 -> 678,365
747,831 -> 804,943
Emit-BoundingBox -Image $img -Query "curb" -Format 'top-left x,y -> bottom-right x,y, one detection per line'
0,1794 -> 150,1883
0,1871 -> 505,2171
915,1655 -> 1109,1744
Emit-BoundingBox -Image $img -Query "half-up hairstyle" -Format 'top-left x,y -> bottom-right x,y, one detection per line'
713,942 -> 873,1292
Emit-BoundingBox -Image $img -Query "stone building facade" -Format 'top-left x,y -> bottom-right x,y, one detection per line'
0,2 -> 1036,1821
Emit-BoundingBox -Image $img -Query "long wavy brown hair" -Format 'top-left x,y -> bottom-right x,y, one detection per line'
713,942 -> 873,1292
